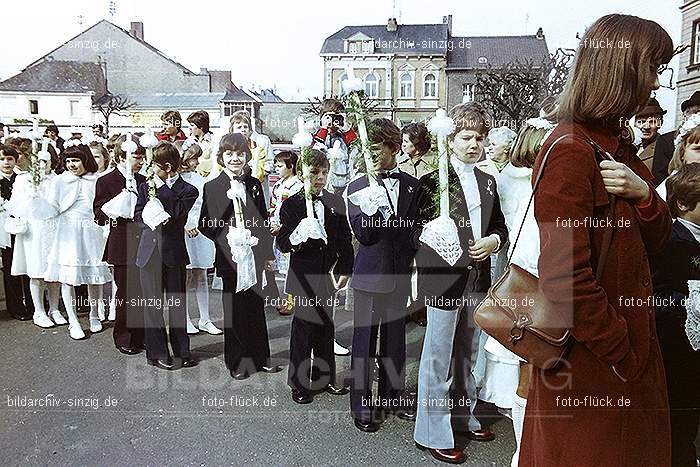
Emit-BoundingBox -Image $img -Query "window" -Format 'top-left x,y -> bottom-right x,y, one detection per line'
223,102 -> 249,117
693,20 -> 700,66
29,99 -> 39,115
462,84 -> 475,103
349,42 -> 358,54
423,73 -> 437,98
400,73 -> 413,98
365,73 -> 378,98
362,41 -> 371,54
478,56 -> 488,65
69,99 -> 80,117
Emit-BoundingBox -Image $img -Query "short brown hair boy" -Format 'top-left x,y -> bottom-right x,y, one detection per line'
152,141 -> 181,171
667,162 -> 700,219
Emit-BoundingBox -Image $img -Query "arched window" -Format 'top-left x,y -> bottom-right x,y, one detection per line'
365,73 -> 378,98
400,73 -> 413,98
423,73 -> 437,98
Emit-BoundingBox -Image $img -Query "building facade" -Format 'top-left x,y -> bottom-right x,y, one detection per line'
678,0 -> 700,124
321,16 -> 549,127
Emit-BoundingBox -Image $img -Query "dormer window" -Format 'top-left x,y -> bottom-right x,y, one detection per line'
362,41 -> 371,53
478,57 -> 488,65
349,42 -> 358,54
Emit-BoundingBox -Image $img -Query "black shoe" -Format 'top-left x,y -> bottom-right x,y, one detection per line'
325,384 -> 350,396
260,365 -> 282,373
396,408 -> 416,421
147,359 -> 174,370
291,389 -> 313,404
117,346 -> 141,355
230,370 -> 249,380
353,418 -> 380,433
181,358 -> 198,368
8,312 -> 31,321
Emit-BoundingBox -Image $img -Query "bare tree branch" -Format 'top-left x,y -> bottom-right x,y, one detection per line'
92,93 -> 137,132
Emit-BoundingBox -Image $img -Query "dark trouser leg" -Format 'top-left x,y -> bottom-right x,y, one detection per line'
113,265 -> 129,348
242,285 -> 271,369
223,278 -> 269,374
312,296 -> 336,389
350,290 -> 380,422
2,244 -> 30,318
140,253 -> 169,361
164,264 -> 190,359
665,358 -> 700,467
377,293 -> 407,407
125,262 -> 144,349
288,306 -> 314,391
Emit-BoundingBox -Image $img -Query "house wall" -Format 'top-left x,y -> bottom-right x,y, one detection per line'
0,91 -> 94,126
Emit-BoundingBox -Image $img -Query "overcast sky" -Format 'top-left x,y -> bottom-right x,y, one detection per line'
1,0 -> 685,129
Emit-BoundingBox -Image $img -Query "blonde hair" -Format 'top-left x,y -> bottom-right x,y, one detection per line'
668,125 -> 700,174
557,14 -> 673,125
510,124 -> 552,168
180,142 -> 202,170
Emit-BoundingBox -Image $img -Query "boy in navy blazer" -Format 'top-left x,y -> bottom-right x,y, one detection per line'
134,141 -> 198,370
346,118 -> 420,432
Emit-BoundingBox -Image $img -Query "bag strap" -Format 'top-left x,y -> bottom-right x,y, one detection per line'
507,134 -> 617,280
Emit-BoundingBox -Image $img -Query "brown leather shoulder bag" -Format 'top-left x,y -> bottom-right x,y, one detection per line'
473,134 -> 616,370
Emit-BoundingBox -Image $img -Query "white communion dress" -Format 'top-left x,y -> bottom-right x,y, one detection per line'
181,171 -> 215,269
44,171 -> 112,286
5,172 -> 58,279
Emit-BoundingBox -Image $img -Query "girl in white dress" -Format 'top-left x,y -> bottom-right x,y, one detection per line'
44,142 -> 113,340
481,118 -> 553,467
178,141 -> 221,335
5,142 -> 62,329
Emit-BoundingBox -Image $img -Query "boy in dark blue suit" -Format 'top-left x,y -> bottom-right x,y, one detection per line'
346,118 -> 420,432
135,141 -> 198,370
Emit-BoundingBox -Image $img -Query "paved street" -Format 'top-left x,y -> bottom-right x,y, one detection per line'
0,282 -> 516,466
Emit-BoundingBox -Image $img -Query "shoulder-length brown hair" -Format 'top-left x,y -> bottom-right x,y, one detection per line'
557,14 -> 673,125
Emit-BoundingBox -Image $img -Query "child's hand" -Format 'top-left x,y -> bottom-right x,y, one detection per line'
335,275 -> 350,290
265,260 -> 275,271
270,225 -> 281,236
468,236 -> 498,261
185,227 -> 199,238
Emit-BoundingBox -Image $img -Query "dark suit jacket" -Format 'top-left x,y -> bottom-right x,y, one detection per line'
651,219 -> 700,362
198,172 -> 273,280
651,131 -> 676,186
0,173 -> 16,201
277,190 -> 354,300
411,165 -> 507,307
134,176 -> 198,269
93,168 -> 146,266
346,172 -> 419,295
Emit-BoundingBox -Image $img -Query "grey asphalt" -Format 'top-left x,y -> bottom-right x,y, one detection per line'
0,282 -> 516,467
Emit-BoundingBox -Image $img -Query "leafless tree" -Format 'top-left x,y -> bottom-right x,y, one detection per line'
93,93 -> 137,132
474,48 -> 576,126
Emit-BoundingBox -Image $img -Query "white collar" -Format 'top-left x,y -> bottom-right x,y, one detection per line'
677,217 -> 700,243
165,173 -> 180,187
450,156 -> 476,175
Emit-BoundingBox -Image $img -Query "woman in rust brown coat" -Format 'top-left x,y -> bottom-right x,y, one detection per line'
519,14 -> 675,467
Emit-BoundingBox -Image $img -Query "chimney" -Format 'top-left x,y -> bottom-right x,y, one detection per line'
387,17 -> 398,32
200,67 -> 209,75
443,15 -> 452,36
208,70 -> 234,92
536,27 -> 544,40
130,21 -> 144,41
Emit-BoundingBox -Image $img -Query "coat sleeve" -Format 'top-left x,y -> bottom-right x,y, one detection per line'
534,139 -> 642,381
252,179 -> 274,261
276,197 -> 302,254
334,201 -> 354,277
93,176 -> 114,226
633,181 -> 672,255
198,182 -> 218,241
485,185 -> 508,250
157,183 -> 198,221
133,181 -> 148,230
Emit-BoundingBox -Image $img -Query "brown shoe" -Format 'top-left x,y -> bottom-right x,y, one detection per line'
465,429 -> 495,442
415,443 -> 466,464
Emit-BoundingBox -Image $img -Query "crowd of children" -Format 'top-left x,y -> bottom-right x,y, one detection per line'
2,15 -> 700,462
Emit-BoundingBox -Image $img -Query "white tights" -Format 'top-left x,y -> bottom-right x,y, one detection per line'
60,284 -> 104,326
186,269 -> 210,323
29,279 -> 60,317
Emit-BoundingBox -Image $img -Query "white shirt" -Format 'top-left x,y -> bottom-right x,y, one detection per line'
450,156 -> 482,241
380,164 -> 401,215
165,173 -> 180,189
678,217 -> 700,243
